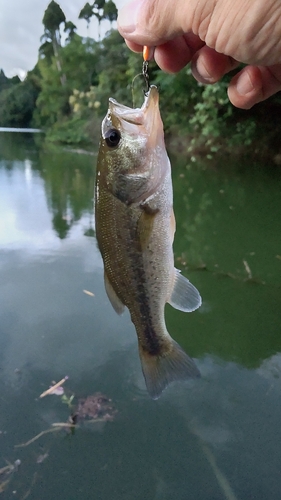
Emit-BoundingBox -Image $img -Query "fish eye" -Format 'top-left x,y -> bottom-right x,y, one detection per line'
104,129 -> 121,148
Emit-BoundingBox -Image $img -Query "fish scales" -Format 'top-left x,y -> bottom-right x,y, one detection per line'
97,183 -> 170,355
95,85 -> 202,399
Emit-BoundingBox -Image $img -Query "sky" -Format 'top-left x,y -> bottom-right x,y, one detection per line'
0,0 -> 127,78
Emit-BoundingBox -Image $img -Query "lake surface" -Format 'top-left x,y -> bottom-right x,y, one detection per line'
1,131 -> 281,499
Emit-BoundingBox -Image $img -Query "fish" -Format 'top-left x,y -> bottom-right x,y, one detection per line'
95,85 -> 202,399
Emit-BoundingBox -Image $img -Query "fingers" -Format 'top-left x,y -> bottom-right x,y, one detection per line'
124,40 -> 143,54
228,64 -> 281,109
123,16 -> 281,109
119,0 -> 281,67
191,52 -> 281,108
191,46 -> 239,83
126,34 -> 206,74
117,0 -> 204,44
154,34 -> 205,73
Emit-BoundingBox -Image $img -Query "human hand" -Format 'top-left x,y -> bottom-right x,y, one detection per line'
117,0 -> 281,109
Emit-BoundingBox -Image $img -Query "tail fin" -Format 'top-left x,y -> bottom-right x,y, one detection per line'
139,339 -> 200,400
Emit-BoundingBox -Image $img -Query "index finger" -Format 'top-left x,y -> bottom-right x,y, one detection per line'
124,40 -> 143,53
154,34 -> 205,73
124,34 -> 205,73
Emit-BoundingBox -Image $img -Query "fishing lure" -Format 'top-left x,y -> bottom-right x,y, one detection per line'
142,46 -> 155,93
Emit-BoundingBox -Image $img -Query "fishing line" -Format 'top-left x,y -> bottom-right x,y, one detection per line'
131,71 -> 144,108
131,65 -> 150,107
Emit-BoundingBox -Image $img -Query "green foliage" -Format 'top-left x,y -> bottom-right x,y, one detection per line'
69,86 -> 101,116
94,0 -> 106,10
43,1 -> 66,33
0,79 -> 39,127
64,21 -> 77,42
3,0 -> 280,152
188,77 -> 257,147
41,1 -> 67,87
61,394 -> 75,408
93,0 -> 108,29
60,35 -> 99,89
230,119 -> 257,146
39,41 -> 54,62
33,58 -> 70,127
78,2 -> 93,26
94,30 -> 133,111
153,67 -> 200,129
103,0 -> 118,24
0,69 -> 20,92
45,115 -> 93,145
189,81 -> 232,137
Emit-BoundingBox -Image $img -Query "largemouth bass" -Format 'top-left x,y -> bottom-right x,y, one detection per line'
95,85 -> 201,399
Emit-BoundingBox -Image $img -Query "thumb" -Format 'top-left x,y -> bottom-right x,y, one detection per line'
117,0 -> 212,45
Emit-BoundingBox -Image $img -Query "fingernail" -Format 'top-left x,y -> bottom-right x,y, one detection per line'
117,0 -> 141,34
196,59 -> 215,83
191,59 -> 216,84
236,72 -> 254,95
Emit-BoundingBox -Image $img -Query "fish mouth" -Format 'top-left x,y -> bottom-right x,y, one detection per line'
106,85 -> 162,138
108,85 -> 159,125
142,85 -> 159,110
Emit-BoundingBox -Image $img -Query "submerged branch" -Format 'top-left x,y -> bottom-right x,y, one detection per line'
14,427 -> 62,448
14,417 -> 111,449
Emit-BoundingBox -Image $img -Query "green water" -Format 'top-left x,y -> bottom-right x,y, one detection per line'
1,132 -> 281,499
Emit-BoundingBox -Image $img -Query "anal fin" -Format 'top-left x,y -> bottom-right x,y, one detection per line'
168,268 -> 202,312
104,271 -> 125,315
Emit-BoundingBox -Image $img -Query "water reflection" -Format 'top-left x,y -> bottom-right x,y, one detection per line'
37,148 -> 96,239
0,133 -> 96,243
1,133 -> 281,499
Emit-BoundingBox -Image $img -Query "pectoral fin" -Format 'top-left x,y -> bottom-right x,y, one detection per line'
104,271 -> 125,315
168,268 -> 202,312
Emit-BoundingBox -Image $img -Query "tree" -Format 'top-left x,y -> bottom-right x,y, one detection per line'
93,0 -> 106,40
34,34 -> 99,129
64,21 -> 77,42
34,58 -> 70,127
0,69 -> 20,93
43,0 -> 65,35
61,35 -> 99,88
38,41 -> 54,62
78,2 -> 93,32
94,30 -> 131,111
42,1 -> 66,85
93,0 -> 105,9
0,80 -> 39,127
103,0 -> 117,26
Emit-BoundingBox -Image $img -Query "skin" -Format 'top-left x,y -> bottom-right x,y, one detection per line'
95,88 -> 176,357
117,0 -> 281,109
95,87 -> 200,398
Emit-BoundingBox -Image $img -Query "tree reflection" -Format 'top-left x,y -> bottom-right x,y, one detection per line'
0,132 -> 41,164
37,147 -> 96,238
0,132 -> 96,240
52,212 -> 71,239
